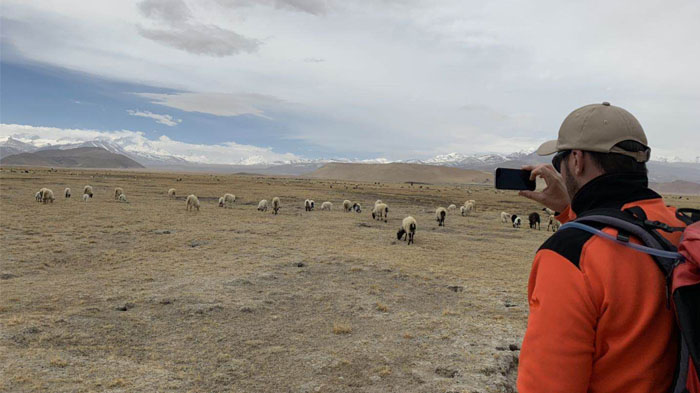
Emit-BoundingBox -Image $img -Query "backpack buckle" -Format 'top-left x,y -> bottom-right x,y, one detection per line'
616,232 -> 630,242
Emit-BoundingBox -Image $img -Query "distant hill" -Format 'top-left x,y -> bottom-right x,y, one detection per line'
307,162 -> 492,184
650,180 -> 700,195
0,147 -> 145,169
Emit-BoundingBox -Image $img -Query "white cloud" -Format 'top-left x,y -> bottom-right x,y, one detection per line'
136,0 -> 261,56
127,109 -> 182,126
136,92 -> 280,118
0,123 -> 300,165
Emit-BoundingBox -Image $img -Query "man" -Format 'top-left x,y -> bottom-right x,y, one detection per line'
517,102 -> 687,392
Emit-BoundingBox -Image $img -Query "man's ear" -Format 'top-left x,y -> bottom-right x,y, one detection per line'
571,150 -> 585,175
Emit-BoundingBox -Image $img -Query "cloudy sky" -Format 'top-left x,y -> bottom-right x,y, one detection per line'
1,0 -> 699,164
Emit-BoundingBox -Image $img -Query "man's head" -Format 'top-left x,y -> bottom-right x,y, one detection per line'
537,102 -> 650,197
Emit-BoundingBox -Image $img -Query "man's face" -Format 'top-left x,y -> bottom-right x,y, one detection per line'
561,154 -> 580,199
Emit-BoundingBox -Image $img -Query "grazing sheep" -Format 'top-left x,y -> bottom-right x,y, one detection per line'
463,201 -> 474,215
64,188 -> 71,198
353,203 -> 361,213
435,207 -> 447,226
448,204 -> 457,212
528,212 -> 541,230
343,200 -> 353,212
35,191 -> 42,202
257,199 -> 269,212
500,212 -> 511,223
372,203 -> 389,222
168,188 -> 176,199
118,193 -> 128,203
272,197 -> 280,215
42,189 -> 55,204
222,193 -> 236,208
547,215 -> 561,232
83,185 -> 93,198
114,187 -> 124,200
542,207 -> 555,216
82,194 -> 89,202
186,194 -> 200,211
512,215 -> 522,228
321,201 -> 332,211
460,205 -> 467,216
397,216 -> 417,245
304,199 -> 315,211
465,200 -> 476,212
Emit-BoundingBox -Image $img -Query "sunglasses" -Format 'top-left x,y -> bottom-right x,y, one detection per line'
552,150 -> 571,173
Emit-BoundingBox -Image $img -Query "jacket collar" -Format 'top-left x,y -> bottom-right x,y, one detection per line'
571,172 -> 661,215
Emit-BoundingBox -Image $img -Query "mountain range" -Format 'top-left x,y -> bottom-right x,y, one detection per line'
1,137 -> 698,183
0,146 -> 144,168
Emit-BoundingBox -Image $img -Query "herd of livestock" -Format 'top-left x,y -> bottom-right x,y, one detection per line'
33,184 -> 561,245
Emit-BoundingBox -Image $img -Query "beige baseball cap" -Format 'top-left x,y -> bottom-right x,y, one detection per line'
536,102 -> 651,162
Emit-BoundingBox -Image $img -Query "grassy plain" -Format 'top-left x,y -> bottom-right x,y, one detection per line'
1,167 -> 697,392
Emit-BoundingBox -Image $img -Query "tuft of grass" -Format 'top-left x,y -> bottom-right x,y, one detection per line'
377,366 -> 391,377
332,322 -> 352,335
376,302 -> 388,312
442,308 -> 459,316
108,379 -> 126,388
50,358 -> 68,368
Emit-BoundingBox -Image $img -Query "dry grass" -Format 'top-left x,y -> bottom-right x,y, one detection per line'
332,322 -> 353,335
1,166 -> 697,393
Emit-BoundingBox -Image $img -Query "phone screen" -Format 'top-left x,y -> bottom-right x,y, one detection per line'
495,168 -> 536,191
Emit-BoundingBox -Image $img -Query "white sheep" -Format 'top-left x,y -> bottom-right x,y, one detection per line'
83,185 -> 93,198
435,207 -> 447,226
397,216 -> 417,245
186,194 -> 200,211
114,187 -> 124,200
321,201 -> 332,211
512,215 -> 522,228
465,200 -> 476,212
448,204 -> 457,213
460,205 -> 467,216
258,199 -> 269,211
35,191 -> 42,202
500,212 -> 511,223
547,215 -> 561,232
272,197 -> 280,215
221,193 -> 235,208
42,189 -> 55,204
372,203 -> 389,222
304,199 -> 315,211
343,200 -> 353,212
118,193 -> 128,203
64,188 -> 71,198
82,194 -> 89,202
168,188 -> 176,199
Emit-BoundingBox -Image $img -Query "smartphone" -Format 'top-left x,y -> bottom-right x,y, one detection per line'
495,168 -> 536,191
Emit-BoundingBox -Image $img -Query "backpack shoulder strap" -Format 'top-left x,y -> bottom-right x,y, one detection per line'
677,208 -> 700,226
565,207 -> 682,276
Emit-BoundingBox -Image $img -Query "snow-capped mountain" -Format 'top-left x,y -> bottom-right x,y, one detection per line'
0,137 -> 38,158
1,137 -> 698,181
6,138 -> 189,166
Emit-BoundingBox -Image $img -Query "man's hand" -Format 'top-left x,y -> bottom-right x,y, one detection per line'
518,164 -> 570,213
